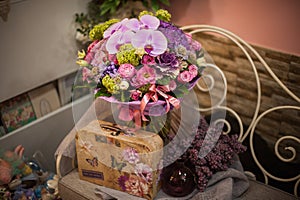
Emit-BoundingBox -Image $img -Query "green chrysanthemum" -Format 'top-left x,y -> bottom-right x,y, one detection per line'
102,75 -> 120,94
116,44 -> 140,66
155,9 -> 171,22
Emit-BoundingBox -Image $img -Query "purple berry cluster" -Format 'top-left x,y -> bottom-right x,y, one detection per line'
167,116 -> 246,192
101,62 -> 118,78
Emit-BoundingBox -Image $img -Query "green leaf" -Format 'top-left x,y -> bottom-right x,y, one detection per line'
157,77 -> 171,85
94,88 -> 111,98
151,0 -> 159,11
158,0 -> 170,6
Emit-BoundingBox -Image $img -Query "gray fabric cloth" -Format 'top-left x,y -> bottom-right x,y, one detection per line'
94,155 -> 249,200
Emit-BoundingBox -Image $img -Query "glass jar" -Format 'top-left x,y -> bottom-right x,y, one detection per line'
162,159 -> 196,197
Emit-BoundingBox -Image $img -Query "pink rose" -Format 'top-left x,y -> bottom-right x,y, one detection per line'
188,64 -> 198,79
118,64 -> 136,79
177,71 -> 193,83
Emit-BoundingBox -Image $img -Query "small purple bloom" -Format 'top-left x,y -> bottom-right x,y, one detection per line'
106,30 -> 134,54
131,29 -> 167,56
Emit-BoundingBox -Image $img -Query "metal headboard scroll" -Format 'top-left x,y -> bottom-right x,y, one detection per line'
181,25 -> 300,197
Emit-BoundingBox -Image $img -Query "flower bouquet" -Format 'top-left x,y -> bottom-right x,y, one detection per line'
76,9 -> 205,138
75,9 -> 247,199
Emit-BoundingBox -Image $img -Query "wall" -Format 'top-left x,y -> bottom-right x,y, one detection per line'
0,0 -> 88,172
0,0 -> 86,102
168,0 -> 300,56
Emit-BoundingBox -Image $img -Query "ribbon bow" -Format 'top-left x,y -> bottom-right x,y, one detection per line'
140,84 -> 180,121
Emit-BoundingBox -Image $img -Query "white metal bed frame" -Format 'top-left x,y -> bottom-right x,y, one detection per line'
181,25 -> 300,197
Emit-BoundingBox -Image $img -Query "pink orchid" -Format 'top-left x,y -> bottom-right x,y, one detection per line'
106,30 -> 135,54
124,18 -> 140,32
132,29 -> 167,56
118,63 -> 136,78
139,15 -> 160,30
103,18 -> 129,38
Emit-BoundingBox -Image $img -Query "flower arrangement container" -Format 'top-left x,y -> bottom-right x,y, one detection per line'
75,120 -> 163,200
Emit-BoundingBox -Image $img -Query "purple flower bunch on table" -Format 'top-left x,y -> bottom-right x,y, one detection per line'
76,9 -> 205,124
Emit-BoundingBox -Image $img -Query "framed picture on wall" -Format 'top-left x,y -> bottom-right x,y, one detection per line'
28,83 -> 61,118
0,93 -> 37,133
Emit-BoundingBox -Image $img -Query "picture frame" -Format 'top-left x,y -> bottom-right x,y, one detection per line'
0,93 -> 36,133
28,83 -> 61,118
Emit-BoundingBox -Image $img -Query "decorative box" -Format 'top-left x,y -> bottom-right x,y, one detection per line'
75,120 -> 163,200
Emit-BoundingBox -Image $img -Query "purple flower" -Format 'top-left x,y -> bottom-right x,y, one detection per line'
118,63 -> 136,79
122,147 -> 140,164
101,62 -> 118,78
131,29 -> 167,56
186,33 -> 202,51
132,65 -> 156,88
157,52 -> 179,68
106,30 -> 134,54
158,21 -> 190,50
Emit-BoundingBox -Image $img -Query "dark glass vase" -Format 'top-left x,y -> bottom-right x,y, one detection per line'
162,160 -> 196,197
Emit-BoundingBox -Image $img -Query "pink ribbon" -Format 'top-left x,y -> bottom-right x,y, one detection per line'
118,106 -> 142,129
140,84 -> 180,121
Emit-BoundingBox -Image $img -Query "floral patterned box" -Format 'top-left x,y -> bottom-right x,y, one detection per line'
75,120 -> 164,200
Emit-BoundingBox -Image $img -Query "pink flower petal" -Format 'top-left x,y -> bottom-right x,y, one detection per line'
149,31 -> 167,56
106,30 -> 134,54
140,15 -> 160,30
103,18 -> 129,38
131,29 -> 167,56
125,18 -> 140,32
